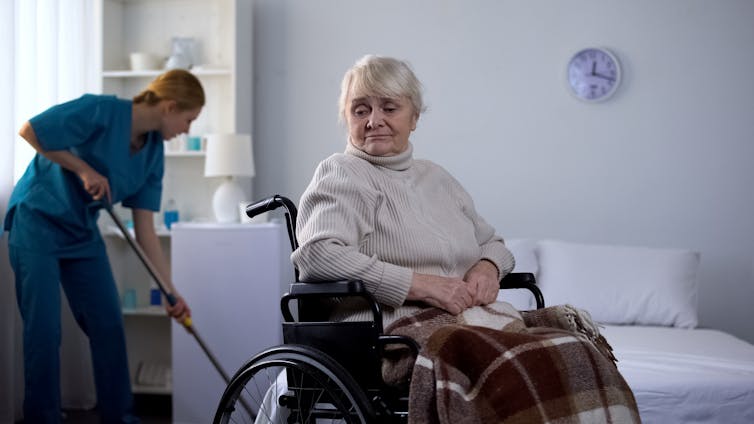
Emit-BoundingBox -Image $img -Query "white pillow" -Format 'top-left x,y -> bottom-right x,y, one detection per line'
497,238 -> 539,310
536,240 -> 700,328
505,238 -> 539,275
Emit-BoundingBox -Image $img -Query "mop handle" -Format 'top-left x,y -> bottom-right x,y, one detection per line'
100,203 -> 192,328
98,202 -> 240,390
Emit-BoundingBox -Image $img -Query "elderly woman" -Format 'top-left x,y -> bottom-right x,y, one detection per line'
292,55 -> 639,423
292,55 -> 511,324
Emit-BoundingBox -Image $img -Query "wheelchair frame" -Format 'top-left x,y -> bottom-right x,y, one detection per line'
213,195 -> 544,423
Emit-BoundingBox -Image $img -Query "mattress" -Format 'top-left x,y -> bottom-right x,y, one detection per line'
601,325 -> 754,424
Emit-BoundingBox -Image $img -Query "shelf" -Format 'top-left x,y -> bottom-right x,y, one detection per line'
123,306 -> 168,317
165,150 -> 205,158
132,382 -> 172,395
103,68 -> 231,78
103,224 -> 172,238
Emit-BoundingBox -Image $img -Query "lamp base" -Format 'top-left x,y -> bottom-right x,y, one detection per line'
212,178 -> 245,223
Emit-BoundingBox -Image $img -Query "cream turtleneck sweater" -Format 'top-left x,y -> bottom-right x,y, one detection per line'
291,143 -> 514,324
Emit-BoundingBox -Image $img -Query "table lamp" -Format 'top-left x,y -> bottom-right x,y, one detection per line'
204,133 -> 255,222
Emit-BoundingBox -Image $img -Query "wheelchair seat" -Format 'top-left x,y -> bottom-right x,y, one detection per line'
213,195 -> 544,424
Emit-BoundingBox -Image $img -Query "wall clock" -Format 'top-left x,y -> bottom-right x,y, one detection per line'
567,47 -> 621,102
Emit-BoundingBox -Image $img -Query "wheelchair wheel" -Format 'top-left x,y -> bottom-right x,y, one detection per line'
214,344 -> 376,423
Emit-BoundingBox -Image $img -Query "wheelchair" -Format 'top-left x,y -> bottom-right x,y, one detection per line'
213,195 -> 545,424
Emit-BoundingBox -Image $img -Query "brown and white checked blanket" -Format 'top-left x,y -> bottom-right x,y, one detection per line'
383,302 -> 641,424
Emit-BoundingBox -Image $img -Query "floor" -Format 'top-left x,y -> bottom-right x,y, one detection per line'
62,410 -> 170,424
37,394 -> 172,424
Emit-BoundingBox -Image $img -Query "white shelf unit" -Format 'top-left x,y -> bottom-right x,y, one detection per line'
95,0 -> 253,223
95,0 -> 253,398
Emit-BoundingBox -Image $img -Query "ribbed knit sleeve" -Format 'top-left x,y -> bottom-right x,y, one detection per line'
291,155 -> 414,307
444,171 -> 516,279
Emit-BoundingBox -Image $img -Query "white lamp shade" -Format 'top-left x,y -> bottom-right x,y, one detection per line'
204,133 -> 255,177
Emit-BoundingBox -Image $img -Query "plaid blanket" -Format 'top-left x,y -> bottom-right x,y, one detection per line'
383,302 -> 640,423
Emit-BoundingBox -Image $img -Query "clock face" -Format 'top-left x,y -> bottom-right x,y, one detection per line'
567,48 -> 621,101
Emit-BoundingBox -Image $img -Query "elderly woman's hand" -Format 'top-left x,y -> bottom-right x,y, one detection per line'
407,273 -> 475,315
464,260 -> 500,306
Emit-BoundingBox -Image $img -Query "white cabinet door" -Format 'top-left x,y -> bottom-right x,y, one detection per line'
171,222 -> 293,424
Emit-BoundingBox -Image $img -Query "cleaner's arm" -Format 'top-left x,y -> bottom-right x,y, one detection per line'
19,121 -> 111,203
132,208 -> 191,322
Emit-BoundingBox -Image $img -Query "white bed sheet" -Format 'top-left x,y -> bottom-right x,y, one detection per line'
601,325 -> 754,424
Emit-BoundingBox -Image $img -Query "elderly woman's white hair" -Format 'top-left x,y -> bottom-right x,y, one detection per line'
338,55 -> 427,122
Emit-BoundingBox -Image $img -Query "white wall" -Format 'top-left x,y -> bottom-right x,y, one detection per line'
251,0 -> 754,343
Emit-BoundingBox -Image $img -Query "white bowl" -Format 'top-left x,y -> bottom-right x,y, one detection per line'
129,52 -> 162,71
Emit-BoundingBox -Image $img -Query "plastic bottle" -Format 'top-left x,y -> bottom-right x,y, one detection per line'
163,198 -> 179,230
150,281 -> 162,306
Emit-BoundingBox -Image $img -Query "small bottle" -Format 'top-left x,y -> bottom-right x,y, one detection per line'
150,281 -> 162,306
122,288 -> 138,310
163,198 -> 179,230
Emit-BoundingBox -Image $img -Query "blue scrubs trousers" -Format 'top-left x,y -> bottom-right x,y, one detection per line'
9,245 -> 138,424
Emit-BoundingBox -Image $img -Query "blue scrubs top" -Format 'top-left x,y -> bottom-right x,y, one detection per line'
4,94 -> 164,257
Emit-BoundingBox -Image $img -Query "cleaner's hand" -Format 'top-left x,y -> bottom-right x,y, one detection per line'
79,167 -> 111,203
166,294 -> 192,325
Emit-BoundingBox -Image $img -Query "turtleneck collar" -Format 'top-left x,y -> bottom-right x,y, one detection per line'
344,142 -> 414,171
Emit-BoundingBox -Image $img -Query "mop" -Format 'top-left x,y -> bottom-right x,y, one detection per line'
101,203 -> 232,385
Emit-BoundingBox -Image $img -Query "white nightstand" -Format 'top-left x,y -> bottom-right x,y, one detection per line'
170,222 -> 294,423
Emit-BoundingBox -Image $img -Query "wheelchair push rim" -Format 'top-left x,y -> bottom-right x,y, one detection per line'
214,345 -> 376,424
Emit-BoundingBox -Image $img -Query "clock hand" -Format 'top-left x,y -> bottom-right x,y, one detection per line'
592,72 -> 615,82
591,61 -> 596,76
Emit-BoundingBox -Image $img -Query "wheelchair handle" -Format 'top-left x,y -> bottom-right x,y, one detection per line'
245,195 -> 296,220
244,194 -> 299,259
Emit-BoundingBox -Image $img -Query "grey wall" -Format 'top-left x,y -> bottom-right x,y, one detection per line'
251,0 -> 754,343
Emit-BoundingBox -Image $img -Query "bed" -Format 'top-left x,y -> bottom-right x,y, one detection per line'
603,325 -> 754,423
502,239 -> 754,423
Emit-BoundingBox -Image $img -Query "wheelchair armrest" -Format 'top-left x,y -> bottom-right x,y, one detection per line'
378,335 -> 420,358
500,272 -> 545,309
288,279 -> 367,296
281,280 -> 384,333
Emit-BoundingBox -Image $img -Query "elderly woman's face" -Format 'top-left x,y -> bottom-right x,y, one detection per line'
345,94 -> 418,156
